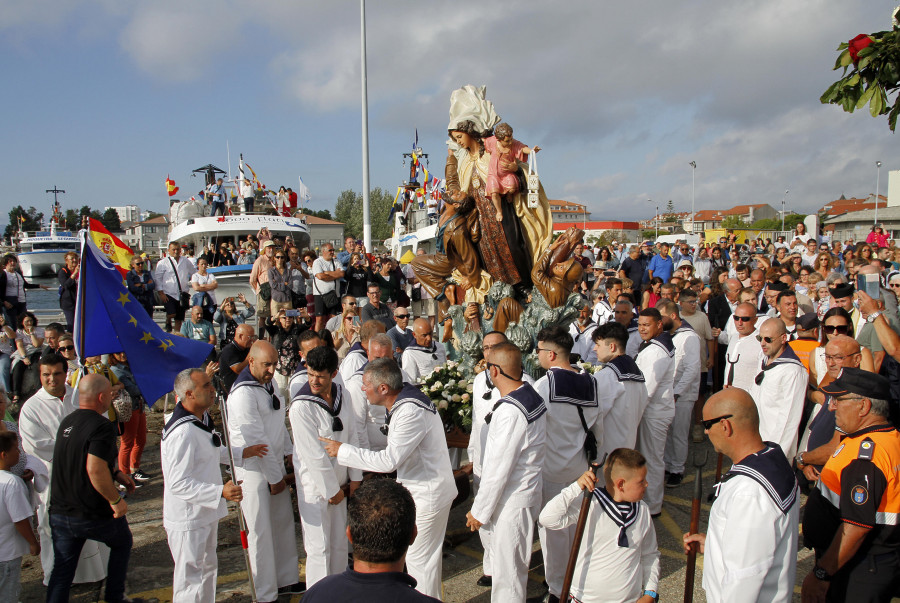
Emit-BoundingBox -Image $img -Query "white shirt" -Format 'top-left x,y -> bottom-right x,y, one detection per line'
311,257 -> 338,295
0,470 -> 32,562
748,350 -> 808,459
239,181 -> 254,198
400,342 -> 447,382
337,345 -> 368,383
595,359 -> 646,457
289,383 -> 362,500
569,322 -> 599,364
154,255 -> 197,298
341,366 -> 411,453
468,370 -> 534,480
724,331 -> 763,392
470,384 -> 546,523
592,300 -> 614,326
534,368 -> 607,485
704,472 -> 799,603
539,482 -> 660,603
634,338 -> 676,419
19,386 -> 77,468
671,326 -> 702,402
338,391 -> 457,513
190,272 -> 217,304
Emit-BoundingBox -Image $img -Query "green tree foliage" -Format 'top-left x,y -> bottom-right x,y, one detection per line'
664,200 -> 677,222
305,209 -> 333,220
721,215 -> 749,229
101,208 -> 122,231
4,206 -> 44,239
63,209 -> 80,231
334,188 -> 395,244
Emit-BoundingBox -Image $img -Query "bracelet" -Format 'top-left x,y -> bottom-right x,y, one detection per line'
110,496 -> 122,506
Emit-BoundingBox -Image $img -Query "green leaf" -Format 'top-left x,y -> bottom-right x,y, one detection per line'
848,73 -> 860,86
857,85 -> 876,109
839,49 -> 853,68
887,101 -> 899,132
820,81 -> 842,103
870,88 -> 883,117
858,55 -> 873,71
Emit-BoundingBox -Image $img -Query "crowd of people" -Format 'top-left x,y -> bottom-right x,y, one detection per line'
2,223 -> 900,602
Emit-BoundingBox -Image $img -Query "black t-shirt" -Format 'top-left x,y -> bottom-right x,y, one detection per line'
620,256 -> 645,285
302,568 -> 441,603
50,409 -> 119,519
345,266 -> 371,297
219,342 -> 249,392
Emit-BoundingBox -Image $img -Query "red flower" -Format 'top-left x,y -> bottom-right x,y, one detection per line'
848,34 -> 873,65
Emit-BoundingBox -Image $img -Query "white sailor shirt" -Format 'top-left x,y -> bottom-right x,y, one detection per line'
468,370 -> 535,479
569,322 -> 599,364
342,364 -> 411,452
596,355 -> 647,457
671,325 -> 702,403
723,330 -> 762,392
634,334 -> 676,419
401,341 -> 447,382
592,299 -> 614,326
289,361 -> 345,403
337,342 -> 367,382
625,326 -> 642,358
747,347 -> 808,459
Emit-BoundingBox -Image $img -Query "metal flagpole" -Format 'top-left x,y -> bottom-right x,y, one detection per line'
360,0 -> 372,252
217,389 -> 258,602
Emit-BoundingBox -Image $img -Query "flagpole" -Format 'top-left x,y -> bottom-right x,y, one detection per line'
74,227 -> 89,365
360,0 -> 372,252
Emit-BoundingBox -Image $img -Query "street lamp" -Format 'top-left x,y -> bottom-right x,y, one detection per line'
648,199 -> 659,240
875,161 -> 882,226
781,189 -> 790,232
689,161 -> 696,234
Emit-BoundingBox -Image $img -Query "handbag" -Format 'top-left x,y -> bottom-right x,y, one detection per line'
169,258 -> 191,310
314,259 -> 339,309
526,151 -> 540,209
258,282 -> 272,302
112,390 -> 133,423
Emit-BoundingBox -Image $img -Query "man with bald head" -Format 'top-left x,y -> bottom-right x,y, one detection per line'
466,342 -> 547,602
683,388 -> 799,603
401,318 -> 447,382
748,318 -> 808,459
46,374 -> 137,602
722,301 -> 763,394
709,278 -> 742,391
218,323 -> 256,394
227,341 -> 302,600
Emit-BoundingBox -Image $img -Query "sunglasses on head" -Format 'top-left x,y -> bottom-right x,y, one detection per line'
823,324 -> 849,334
701,414 -> 732,430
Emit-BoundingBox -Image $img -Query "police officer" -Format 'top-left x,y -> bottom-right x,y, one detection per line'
801,369 -> 900,601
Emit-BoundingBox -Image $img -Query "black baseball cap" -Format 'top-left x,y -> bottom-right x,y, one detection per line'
820,367 -> 891,400
830,283 -> 855,299
796,312 -> 820,331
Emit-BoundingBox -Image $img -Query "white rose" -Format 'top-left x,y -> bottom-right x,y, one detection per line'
458,379 -> 468,388
466,384 -> 474,393
461,393 -> 470,402
432,381 -> 442,389
438,399 -> 449,410
451,394 -> 461,403
443,391 -> 452,400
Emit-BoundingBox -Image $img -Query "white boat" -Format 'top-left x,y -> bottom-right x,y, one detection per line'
387,144 -> 441,259
16,221 -> 80,278
166,199 -> 311,302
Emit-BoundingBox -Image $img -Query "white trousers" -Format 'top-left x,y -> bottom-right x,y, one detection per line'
489,504 -> 536,603
473,475 -> 493,576
637,413 -> 673,515
35,488 -> 109,585
407,502 -> 451,599
664,396 -> 697,474
236,469 -> 300,601
297,490 -> 348,588
167,523 -> 218,603
538,480 -> 574,597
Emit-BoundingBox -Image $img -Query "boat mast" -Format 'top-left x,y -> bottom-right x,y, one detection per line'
360,0 -> 372,252
46,185 -> 65,227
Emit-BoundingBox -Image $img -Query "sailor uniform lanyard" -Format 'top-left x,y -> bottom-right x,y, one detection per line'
303,385 -> 343,432
312,259 -> 336,295
592,486 -> 639,547
408,344 -> 438,360
169,258 -> 184,295
754,356 -> 793,385
726,353 -> 740,387
380,394 -> 436,436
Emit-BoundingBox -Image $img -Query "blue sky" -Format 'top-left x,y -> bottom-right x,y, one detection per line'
1,1 -> 897,227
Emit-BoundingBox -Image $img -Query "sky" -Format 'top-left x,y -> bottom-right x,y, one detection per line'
1,0 -> 897,227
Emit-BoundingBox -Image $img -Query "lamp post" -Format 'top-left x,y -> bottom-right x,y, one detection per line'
781,189 -> 789,232
689,161 -> 696,234
649,199 -> 658,240
875,161 -> 882,226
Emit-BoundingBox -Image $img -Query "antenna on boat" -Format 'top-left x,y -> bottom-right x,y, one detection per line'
46,186 -> 65,226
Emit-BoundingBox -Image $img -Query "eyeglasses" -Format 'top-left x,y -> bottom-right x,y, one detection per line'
701,414 -> 733,430
823,324 -> 849,335
890,283 -> 900,288
535,346 -> 554,355
755,335 -> 776,343
824,352 -> 861,362
395,314 -> 409,319
58,345 -> 75,351
368,291 -> 380,295
347,302 -> 357,306
733,315 -> 754,323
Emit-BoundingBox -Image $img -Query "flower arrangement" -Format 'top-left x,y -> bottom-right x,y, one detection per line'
577,361 -> 603,375
417,360 -> 474,433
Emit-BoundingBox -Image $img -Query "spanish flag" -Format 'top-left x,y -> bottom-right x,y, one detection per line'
88,218 -> 134,276
166,175 -> 179,197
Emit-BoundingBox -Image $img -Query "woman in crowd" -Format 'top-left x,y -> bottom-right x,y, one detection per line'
813,252 -> 835,278
692,247 -> 712,284
866,225 -> 888,248
190,258 -> 219,322
0,313 -> 15,395
795,266 -> 817,296
10,312 -> 43,403
809,308 -> 874,387
597,246 -> 618,270
332,307 -> 361,362
344,252 -> 372,308
267,250 -> 294,316
813,281 -> 831,319
264,308 -> 305,400
213,293 -> 255,348
792,222 -> 813,248
856,242 -> 874,262
57,334 -> 79,380
57,251 -> 79,332
109,352 -> 149,482
642,277 -> 663,310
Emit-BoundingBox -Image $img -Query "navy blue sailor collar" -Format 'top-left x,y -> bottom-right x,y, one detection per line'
296,381 -> 343,416
637,331 -> 675,357
161,402 -> 217,442
499,383 -> 547,424
606,354 -> 645,383
761,344 -> 804,370
713,442 -> 799,514
388,383 -> 436,417
547,367 -> 597,407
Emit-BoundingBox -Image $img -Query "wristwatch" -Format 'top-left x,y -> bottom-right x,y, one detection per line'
795,452 -> 805,466
643,590 -> 659,601
813,564 -> 832,581
867,311 -> 883,323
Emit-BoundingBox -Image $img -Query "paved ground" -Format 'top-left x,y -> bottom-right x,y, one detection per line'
20,410 -> 820,602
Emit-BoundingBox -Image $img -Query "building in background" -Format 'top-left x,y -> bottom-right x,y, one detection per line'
549,199 -> 591,223
553,220 -> 641,244
122,215 -> 168,255
296,214 -> 345,252
105,205 -> 141,224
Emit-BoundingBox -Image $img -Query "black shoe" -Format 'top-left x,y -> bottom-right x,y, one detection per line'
665,472 -> 684,488
546,595 -> 560,603
651,512 -> 662,518
476,575 -> 492,587
132,470 -> 151,482
277,582 -> 306,595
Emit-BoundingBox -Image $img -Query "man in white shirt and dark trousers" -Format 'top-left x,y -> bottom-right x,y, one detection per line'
533,325 -> 607,603
321,358 -> 457,599
656,299 -> 702,487
289,346 -> 362,588
466,342 -> 547,603
633,308 -> 676,516
684,388 -> 799,603
722,302 -> 763,392
162,368 -> 268,602
155,241 -> 197,333
226,342 -> 303,602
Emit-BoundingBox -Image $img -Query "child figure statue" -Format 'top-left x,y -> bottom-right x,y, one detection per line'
484,122 -> 540,223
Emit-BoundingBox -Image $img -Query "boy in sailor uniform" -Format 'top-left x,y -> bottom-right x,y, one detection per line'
657,300 -> 702,486
225,342 -> 302,601
592,323 -> 648,457
288,330 -> 345,400
320,358 -> 456,599
684,389 -> 799,603
401,318 -> 447,382
466,343 -> 547,603
748,318 -> 808,459
163,368 -> 269,602
534,325 -> 609,602
289,346 -> 362,587
633,308 -> 676,516
337,320 -> 386,382
539,448 -> 661,603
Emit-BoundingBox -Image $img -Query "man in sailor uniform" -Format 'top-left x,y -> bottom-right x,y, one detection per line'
533,326 -> 608,603
162,368 -> 268,602
633,308 -> 676,516
748,318 -> 808,459
321,358 -> 456,599
401,318 -> 447,382
226,342 -> 302,601
337,319 -> 386,382
684,389 -> 799,603
466,343 -> 547,603
722,302 -> 763,393
590,284 -> 614,326
614,300 -> 643,358
289,330 -> 345,400
569,305 -> 599,364
289,346 -> 362,587
657,300 -> 702,487
592,323 -> 648,457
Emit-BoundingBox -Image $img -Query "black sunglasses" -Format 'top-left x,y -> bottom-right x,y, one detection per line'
755,335 -> 776,343
395,314 -> 409,319
823,324 -> 849,334
733,315 -> 754,323
58,345 -> 75,351
701,414 -> 733,430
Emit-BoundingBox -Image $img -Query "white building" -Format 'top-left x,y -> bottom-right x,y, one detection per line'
105,205 -> 141,224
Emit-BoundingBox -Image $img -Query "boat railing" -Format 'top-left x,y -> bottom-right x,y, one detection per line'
397,207 -> 437,234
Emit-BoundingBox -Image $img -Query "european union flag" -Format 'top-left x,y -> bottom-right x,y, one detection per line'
73,235 -> 213,405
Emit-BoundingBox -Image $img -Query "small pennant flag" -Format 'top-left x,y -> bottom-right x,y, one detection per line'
166,175 -> 179,197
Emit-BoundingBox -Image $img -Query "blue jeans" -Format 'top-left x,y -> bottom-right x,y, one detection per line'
0,352 -> 10,393
212,201 -> 226,216
47,514 -> 133,603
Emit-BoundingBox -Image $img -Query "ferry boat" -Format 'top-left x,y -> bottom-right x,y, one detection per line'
387,143 -> 440,259
16,220 -> 80,278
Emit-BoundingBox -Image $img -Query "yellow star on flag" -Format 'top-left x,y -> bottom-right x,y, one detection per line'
128,315 -> 138,327
159,339 -> 174,352
117,292 -> 130,307
140,332 -> 153,344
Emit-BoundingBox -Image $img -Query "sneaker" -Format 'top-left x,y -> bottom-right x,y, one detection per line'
277,582 -> 306,595
665,473 -> 684,488
692,424 -> 705,443
131,470 -> 151,482
476,575 -> 492,587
